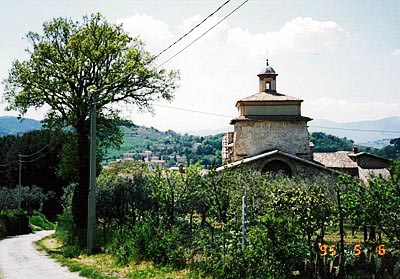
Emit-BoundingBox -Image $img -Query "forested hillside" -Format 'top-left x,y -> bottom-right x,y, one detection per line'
105,126 -> 399,166
310,132 -> 354,152
105,124 -> 223,167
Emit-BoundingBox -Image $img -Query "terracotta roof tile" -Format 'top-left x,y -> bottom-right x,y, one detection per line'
238,92 -> 302,103
313,151 -> 358,168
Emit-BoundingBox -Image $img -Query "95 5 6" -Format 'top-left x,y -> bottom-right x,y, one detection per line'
318,244 -> 386,257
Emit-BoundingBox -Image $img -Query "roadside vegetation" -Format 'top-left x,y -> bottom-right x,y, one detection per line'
1,11 -> 399,279
51,160 -> 400,279
0,186 -> 55,239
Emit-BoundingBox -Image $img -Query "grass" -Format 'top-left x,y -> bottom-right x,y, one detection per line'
36,234 -> 192,279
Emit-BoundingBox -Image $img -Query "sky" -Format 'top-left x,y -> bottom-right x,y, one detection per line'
0,0 -> 399,133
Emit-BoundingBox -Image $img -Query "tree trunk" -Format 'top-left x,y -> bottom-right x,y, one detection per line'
363,225 -> 368,242
337,189 -> 346,279
71,121 -> 90,247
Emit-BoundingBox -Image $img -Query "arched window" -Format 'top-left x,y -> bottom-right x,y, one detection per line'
265,81 -> 271,91
262,160 -> 292,176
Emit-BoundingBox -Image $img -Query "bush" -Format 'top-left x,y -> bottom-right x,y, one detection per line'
29,211 -> 56,231
108,223 -> 154,265
0,218 -> 6,239
55,211 -> 77,246
0,209 -> 32,237
148,226 -> 187,269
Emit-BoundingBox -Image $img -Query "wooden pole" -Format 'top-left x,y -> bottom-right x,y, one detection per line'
87,92 -> 97,255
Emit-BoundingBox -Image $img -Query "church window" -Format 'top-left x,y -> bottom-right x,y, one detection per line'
265,81 -> 271,91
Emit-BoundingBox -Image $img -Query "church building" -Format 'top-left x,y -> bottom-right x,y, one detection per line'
218,60 -> 390,180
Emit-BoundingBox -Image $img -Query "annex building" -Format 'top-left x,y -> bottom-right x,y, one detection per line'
218,60 -> 390,181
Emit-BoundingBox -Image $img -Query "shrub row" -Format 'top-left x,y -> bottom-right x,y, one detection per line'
0,210 -> 31,239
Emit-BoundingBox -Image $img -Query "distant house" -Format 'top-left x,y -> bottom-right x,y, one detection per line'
218,60 -> 390,181
150,159 -> 166,168
313,147 -> 390,182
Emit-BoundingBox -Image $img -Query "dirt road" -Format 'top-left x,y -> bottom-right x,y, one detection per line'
0,230 -> 82,279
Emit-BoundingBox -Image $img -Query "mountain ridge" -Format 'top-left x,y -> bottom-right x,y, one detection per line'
187,116 -> 400,145
1,116 -> 399,147
0,116 -> 42,136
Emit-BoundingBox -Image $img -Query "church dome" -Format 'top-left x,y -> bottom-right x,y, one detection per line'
259,64 -> 276,74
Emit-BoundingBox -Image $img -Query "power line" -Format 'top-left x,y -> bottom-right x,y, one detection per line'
157,0 -> 249,68
153,104 -> 400,134
154,0 -> 232,59
310,125 -> 400,134
20,150 -> 50,163
0,144 -> 50,167
154,104 -> 232,118
19,144 -> 49,157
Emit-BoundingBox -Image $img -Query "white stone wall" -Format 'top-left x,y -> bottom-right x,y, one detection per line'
240,104 -> 300,116
233,120 -> 311,161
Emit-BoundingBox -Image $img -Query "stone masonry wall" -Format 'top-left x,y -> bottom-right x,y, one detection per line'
233,120 -> 311,161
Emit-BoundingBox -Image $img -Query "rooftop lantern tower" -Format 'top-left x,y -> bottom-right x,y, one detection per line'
258,59 -> 278,93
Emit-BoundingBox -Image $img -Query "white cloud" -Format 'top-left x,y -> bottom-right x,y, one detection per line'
391,49 -> 400,56
227,17 -> 349,56
114,14 -> 351,131
116,14 -> 174,53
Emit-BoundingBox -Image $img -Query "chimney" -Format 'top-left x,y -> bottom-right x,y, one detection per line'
352,146 -> 359,154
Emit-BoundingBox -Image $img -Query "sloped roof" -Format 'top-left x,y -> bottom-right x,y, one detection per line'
348,152 -> 391,162
230,115 -> 312,124
237,92 -> 302,103
313,151 -> 358,168
217,149 -> 338,174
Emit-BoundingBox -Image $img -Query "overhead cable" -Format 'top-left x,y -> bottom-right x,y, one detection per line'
153,104 -> 400,134
20,150 -> 50,163
157,0 -> 249,68
19,144 -> 49,157
154,104 -> 232,118
310,125 -> 400,134
154,0 -> 232,59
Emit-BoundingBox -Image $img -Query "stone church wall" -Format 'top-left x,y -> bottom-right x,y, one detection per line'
233,120 -> 311,161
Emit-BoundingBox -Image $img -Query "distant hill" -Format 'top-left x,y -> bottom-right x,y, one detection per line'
105,125 -> 224,166
190,117 -> 400,145
0,116 -> 42,136
308,117 -> 400,144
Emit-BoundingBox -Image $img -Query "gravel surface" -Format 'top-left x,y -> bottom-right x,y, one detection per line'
0,230 -> 83,279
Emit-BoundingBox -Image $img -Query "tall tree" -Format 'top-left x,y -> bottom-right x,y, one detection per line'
3,13 -> 178,245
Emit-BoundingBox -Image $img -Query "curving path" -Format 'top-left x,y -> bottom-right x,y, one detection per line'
0,230 -> 83,279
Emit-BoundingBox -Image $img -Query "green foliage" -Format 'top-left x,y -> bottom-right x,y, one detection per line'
310,132 -> 354,152
0,186 -> 51,215
3,13 -> 178,246
0,209 -> 31,237
108,224 -> 153,265
53,163 -> 400,278
55,211 -> 78,247
148,227 -> 187,269
29,211 -> 56,231
104,127 -> 224,167
0,217 -> 6,239
0,129 -> 68,220
244,213 -> 308,278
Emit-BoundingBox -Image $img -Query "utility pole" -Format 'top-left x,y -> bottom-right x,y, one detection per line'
18,154 -> 22,209
87,92 -> 97,255
241,195 -> 246,250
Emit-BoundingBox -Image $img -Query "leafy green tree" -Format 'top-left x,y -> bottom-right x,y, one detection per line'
3,14 -> 178,245
310,132 -> 354,152
390,137 -> 400,158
